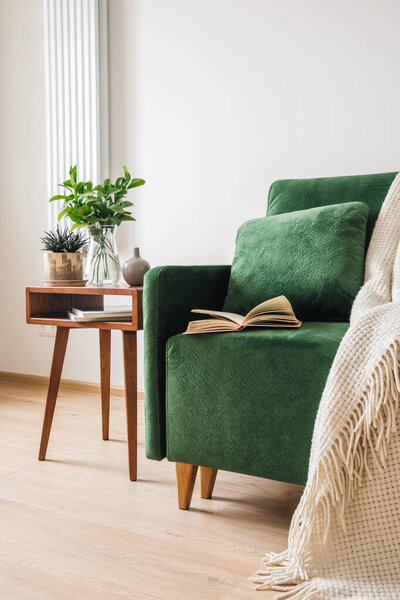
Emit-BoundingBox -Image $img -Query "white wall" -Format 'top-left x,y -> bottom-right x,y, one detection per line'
0,0 -> 125,388
0,0 -> 50,377
108,0 -> 400,268
1,0 -> 400,389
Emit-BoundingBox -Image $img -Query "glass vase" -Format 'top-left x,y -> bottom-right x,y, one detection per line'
84,225 -> 121,285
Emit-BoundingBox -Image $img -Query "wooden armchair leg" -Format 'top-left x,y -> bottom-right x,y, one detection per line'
175,463 -> 198,509
200,467 -> 218,499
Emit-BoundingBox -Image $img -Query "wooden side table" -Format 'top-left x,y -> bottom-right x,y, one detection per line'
25,284 -> 143,481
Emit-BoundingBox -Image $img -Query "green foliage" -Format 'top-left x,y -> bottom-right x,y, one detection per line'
49,165 -> 145,230
40,225 -> 88,253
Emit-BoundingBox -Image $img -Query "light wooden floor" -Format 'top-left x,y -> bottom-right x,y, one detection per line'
0,378 -> 302,600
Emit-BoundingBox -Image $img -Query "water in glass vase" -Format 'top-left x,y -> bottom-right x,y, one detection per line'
84,225 -> 121,285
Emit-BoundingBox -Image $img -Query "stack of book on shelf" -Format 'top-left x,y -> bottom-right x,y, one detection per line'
68,305 -> 132,322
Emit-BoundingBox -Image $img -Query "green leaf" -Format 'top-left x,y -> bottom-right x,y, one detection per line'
77,205 -> 92,216
120,215 -> 135,221
71,222 -> 86,231
123,166 -> 131,182
57,207 -> 70,221
127,178 -> 145,189
110,204 -> 125,214
59,184 -> 74,193
68,213 -> 82,223
49,194 -> 68,202
69,165 -> 77,184
120,201 -> 134,207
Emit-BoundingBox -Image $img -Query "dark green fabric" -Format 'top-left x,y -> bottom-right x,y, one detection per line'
166,322 -> 348,485
144,172 -> 396,477
143,265 -> 231,460
223,202 -> 369,321
267,172 -> 397,246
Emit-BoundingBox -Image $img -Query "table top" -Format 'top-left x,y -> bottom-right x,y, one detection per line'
26,283 -> 143,295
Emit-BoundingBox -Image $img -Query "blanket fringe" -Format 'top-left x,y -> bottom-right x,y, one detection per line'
250,551 -> 320,598
254,339 -> 400,595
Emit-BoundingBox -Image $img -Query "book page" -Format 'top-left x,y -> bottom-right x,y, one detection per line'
184,318 -> 238,334
191,309 -> 245,326
243,295 -> 295,325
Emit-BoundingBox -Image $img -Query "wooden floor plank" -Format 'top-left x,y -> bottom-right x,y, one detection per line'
0,379 -> 301,599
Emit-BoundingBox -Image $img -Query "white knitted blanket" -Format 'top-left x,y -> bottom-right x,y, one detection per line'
253,173 -> 400,599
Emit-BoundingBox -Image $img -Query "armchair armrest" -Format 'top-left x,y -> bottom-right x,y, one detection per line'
143,265 -> 231,460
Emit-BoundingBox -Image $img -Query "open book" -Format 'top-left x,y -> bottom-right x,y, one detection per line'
184,295 -> 301,334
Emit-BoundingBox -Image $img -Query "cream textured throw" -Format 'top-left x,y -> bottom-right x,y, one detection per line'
253,173 -> 400,599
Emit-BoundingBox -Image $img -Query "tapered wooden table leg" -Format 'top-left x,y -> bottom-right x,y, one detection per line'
99,329 -> 111,440
123,331 -> 137,481
38,326 -> 70,460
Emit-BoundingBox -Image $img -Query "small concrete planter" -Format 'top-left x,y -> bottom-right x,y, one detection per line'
43,252 -> 86,286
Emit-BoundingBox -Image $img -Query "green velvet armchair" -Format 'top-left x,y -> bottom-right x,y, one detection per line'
143,172 -> 397,509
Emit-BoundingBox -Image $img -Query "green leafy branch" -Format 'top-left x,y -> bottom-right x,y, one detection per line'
49,165 -> 145,230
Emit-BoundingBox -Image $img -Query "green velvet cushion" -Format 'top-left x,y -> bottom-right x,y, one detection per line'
267,172 -> 396,246
223,202 -> 369,321
166,322 -> 348,485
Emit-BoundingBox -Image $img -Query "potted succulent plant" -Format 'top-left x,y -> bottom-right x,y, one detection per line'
49,165 -> 145,285
40,225 -> 88,285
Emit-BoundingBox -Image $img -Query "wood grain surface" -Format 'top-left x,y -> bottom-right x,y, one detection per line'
0,378 -> 302,599
200,466 -> 218,500
123,331 -> 138,481
99,330 -> 111,440
38,327 -> 70,460
26,285 -> 143,331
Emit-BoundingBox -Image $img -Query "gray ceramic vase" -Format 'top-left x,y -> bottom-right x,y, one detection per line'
122,247 -> 150,286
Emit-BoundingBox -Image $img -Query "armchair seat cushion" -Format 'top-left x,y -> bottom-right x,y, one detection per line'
166,322 -> 348,485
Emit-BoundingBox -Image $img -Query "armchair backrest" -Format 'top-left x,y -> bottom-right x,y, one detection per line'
267,172 -> 397,248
